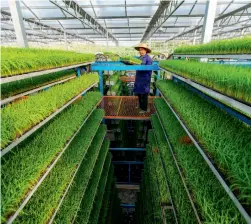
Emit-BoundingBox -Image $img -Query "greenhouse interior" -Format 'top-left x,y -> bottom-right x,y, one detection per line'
1,0 -> 251,223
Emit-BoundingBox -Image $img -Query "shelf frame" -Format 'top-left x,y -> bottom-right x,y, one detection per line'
161,68 -> 251,125
1,62 -> 93,84
173,54 -> 251,60
47,126 -> 104,224
158,88 -> 251,223
1,82 -> 98,157
152,113 -> 201,224
5,104 -> 99,224
1,75 -> 75,106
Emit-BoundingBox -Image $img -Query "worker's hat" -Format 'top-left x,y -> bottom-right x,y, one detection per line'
134,43 -> 151,53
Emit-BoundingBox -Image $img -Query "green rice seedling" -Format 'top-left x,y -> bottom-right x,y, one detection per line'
154,98 -> 246,223
159,60 -> 251,104
121,56 -> 141,64
174,37 -> 251,54
104,52 -> 120,61
1,70 -> 76,99
1,92 -> 102,222
151,115 -> 198,224
54,121 -> 107,224
88,165 -> 114,224
106,71 -> 121,85
107,80 -> 122,96
148,130 -> 171,206
98,174 -> 116,224
1,47 -> 95,77
141,155 -> 163,224
156,80 -> 251,207
12,115 -> 106,223
1,73 -> 99,148
75,143 -> 111,223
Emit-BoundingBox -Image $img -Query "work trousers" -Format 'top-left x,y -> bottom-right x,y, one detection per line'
137,93 -> 148,111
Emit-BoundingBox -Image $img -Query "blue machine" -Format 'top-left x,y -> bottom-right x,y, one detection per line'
91,61 -> 161,95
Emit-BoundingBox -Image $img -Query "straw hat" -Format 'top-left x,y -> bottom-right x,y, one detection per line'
134,43 -> 151,53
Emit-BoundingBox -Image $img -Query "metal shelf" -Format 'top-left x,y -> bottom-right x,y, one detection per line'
152,112 -> 201,224
47,125 -> 104,224
1,62 -> 93,84
6,105 -> 99,224
148,138 -> 178,224
161,68 -> 251,125
1,75 -> 75,106
1,82 -> 98,157
158,89 -> 251,224
173,54 -> 251,60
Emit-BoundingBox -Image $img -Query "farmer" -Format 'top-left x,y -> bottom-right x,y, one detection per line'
133,43 -> 152,113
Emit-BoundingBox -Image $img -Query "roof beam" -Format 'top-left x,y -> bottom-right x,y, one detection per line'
141,0 -> 184,42
50,0 -> 118,45
166,2 -> 251,42
1,10 -> 93,43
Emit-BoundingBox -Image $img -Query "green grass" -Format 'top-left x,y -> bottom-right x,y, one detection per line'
121,56 -> 141,64
1,92 -> 102,223
160,60 -> 251,104
151,114 -> 198,224
1,47 -> 95,77
54,122 -> 107,224
1,70 -> 76,99
174,37 -> 251,54
13,115 -> 105,224
88,162 -> 114,224
154,98 -> 245,223
1,73 -> 99,148
75,142 -> 111,223
157,80 -> 251,206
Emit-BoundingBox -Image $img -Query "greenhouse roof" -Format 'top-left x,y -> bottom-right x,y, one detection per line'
1,0 -> 251,46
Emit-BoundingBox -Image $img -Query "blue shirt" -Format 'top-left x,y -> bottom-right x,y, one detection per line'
133,54 -> 153,94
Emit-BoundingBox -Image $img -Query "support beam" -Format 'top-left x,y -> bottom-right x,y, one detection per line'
166,2 -> 251,42
201,0 -> 217,44
8,0 -> 28,47
50,0 -> 118,45
141,0 -> 184,42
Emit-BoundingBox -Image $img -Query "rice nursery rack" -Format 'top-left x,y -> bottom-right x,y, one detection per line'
1,61 -> 93,84
157,86 -> 251,223
161,67 -> 251,126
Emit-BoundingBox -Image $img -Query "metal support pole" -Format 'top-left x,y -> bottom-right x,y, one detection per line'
201,0 -> 217,44
8,0 -> 28,47
99,70 -> 104,95
128,164 -> 131,184
77,67 -> 81,77
156,70 -> 161,96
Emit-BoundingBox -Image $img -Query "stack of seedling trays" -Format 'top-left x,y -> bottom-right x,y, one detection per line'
136,130 -> 176,223
106,72 -> 122,96
154,45 -> 251,223
0,47 -> 120,224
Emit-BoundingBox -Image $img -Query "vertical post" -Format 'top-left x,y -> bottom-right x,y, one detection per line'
201,0 -> 217,44
8,0 -> 28,47
77,67 -> 81,77
99,70 -> 104,95
128,164 -> 131,184
155,70 -> 161,96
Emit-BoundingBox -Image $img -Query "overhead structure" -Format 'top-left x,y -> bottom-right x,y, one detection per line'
0,0 -> 251,45
141,0 -> 184,43
50,0 -> 119,46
